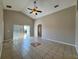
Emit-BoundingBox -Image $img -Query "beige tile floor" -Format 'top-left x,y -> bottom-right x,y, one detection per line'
1,37 -> 78,59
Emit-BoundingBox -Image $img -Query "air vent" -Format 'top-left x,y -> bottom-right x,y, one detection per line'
6,5 -> 12,8
54,5 -> 59,8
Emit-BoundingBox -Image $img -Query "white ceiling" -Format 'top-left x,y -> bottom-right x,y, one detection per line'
3,0 -> 77,19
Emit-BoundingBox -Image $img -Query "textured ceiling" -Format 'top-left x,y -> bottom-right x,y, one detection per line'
3,0 -> 77,19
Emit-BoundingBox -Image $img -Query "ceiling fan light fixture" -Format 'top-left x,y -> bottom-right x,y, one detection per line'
27,0 -> 42,15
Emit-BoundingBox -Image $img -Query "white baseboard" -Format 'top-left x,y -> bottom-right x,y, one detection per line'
46,39 -> 75,47
75,46 -> 78,54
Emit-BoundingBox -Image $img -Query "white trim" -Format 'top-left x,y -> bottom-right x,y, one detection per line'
75,45 -> 78,54
0,40 -> 3,58
46,39 -> 75,47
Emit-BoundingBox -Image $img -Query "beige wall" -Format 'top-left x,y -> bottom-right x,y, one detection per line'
0,3 -> 4,58
4,10 -> 34,40
35,6 -> 76,45
75,4 -> 78,52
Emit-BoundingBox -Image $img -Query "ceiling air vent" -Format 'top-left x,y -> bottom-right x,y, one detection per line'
6,5 -> 12,8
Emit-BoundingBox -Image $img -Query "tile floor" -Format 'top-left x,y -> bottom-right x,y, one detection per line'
1,37 -> 78,59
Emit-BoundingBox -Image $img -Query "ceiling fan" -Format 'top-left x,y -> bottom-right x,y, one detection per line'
27,1 -> 42,15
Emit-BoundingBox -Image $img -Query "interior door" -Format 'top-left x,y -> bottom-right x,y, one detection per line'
38,24 -> 42,37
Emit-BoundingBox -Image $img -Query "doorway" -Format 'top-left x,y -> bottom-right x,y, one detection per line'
37,24 -> 42,37
13,25 -> 30,40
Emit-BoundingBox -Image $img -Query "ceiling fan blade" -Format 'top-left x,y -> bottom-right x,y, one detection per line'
27,8 -> 32,10
30,12 -> 33,14
37,10 -> 42,13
